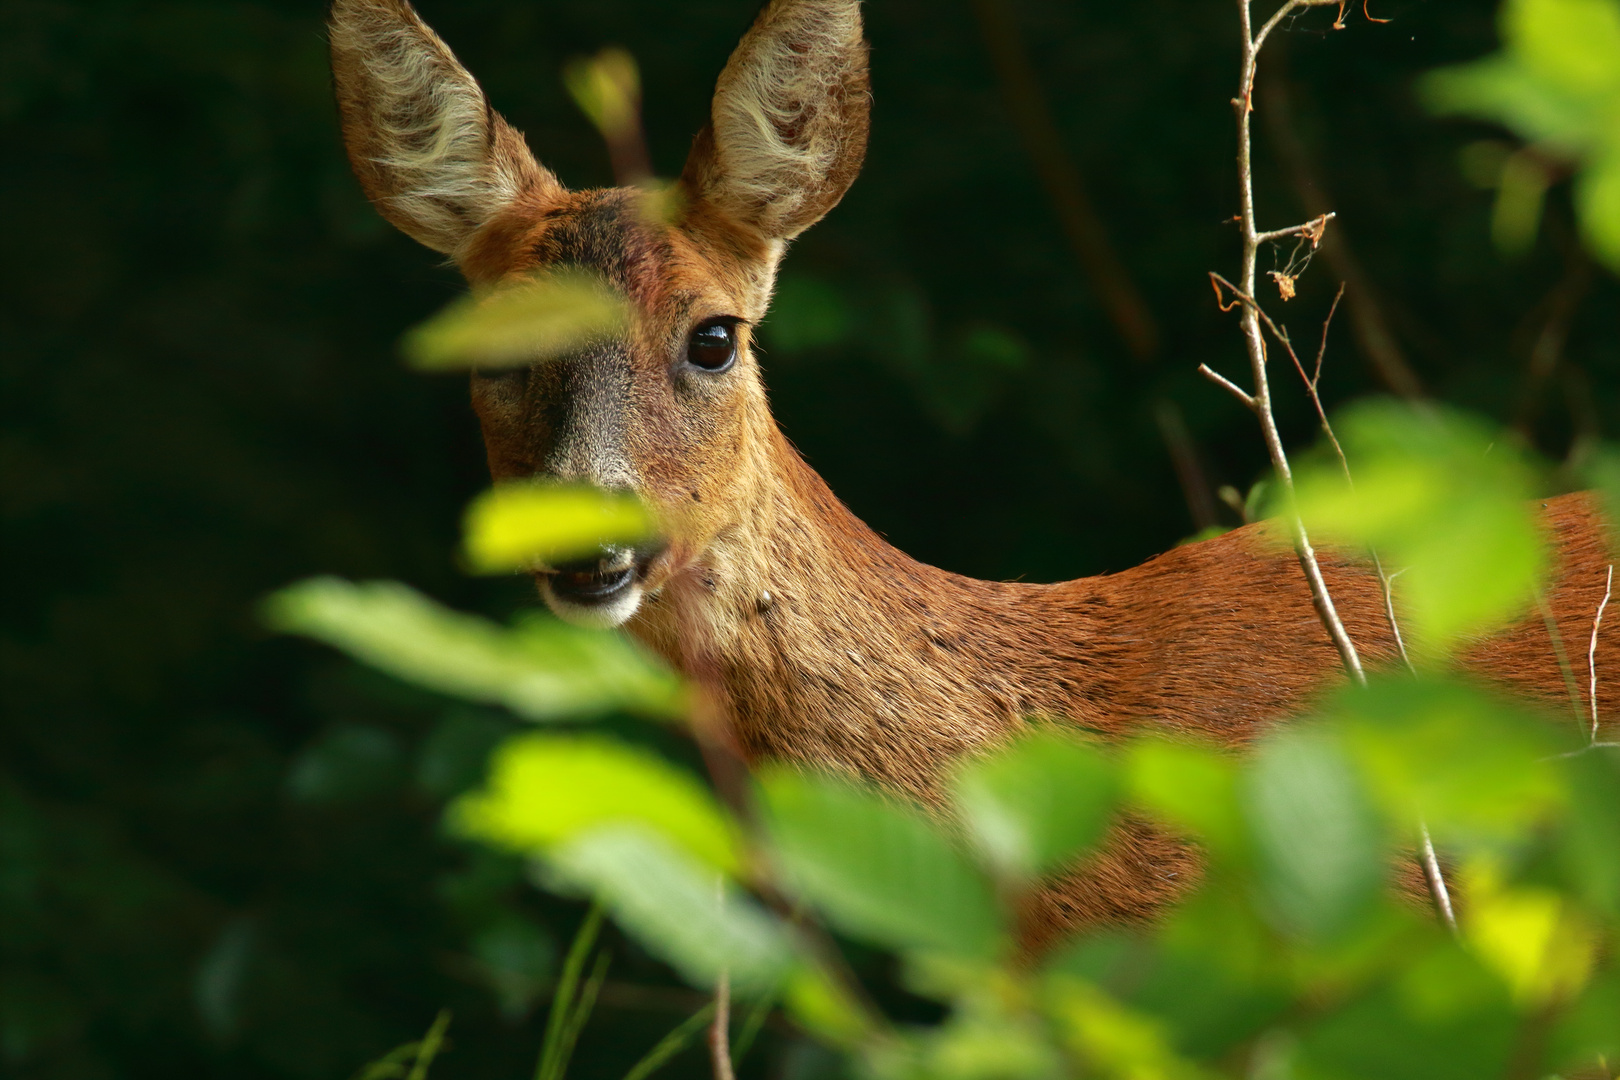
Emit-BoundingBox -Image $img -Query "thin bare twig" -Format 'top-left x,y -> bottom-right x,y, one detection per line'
708,973 -> 735,1080
1217,0 -> 1462,933
1199,364 -> 1258,410
1589,566 -> 1613,743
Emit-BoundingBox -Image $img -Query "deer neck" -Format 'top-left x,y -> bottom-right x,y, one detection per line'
629,424 -> 1112,799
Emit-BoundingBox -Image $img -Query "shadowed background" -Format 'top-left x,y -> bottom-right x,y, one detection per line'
3,0 -> 1617,1077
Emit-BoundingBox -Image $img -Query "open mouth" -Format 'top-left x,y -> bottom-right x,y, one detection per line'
547,563 -> 635,604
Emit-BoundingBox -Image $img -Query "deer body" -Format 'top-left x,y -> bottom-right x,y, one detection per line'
331,0 -> 1617,939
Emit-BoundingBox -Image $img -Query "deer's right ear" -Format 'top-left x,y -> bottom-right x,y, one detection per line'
329,0 -> 560,259
681,0 -> 870,244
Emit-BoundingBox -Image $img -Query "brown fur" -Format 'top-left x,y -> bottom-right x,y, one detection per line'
331,0 -> 1619,943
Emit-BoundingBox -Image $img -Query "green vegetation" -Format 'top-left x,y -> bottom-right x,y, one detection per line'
6,0 -> 1620,1077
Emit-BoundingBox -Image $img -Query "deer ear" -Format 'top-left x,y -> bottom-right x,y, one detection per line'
681,0 -> 870,242
329,0 -> 560,259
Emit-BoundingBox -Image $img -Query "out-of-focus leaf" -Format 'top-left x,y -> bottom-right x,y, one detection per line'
1046,978 -> 1215,1080
451,734 -> 739,873
1287,401 -> 1544,657
563,48 -> 639,142
403,269 -> 629,370
1330,675 -> 1565,842
766,274 -> 854,352
1462,861 -> 1598,1006
1545,970 -> 1620,1072
1298,956 -> 1517,1080
781,966 -> 872,1049
1422,0 -> 1620,269
1242,729 -> 1384,940
1125,739 -> 1247,863
759,771 -> 1001,958
264,578 -> 684,721
543,825 -> 795,993
1559,745 -> 1620,912
461,483 -> 654,573
950,730 -> 1117,880
286,724 -> 402,805
470,916 -> 555,1020
868,1013 -> 1062,1080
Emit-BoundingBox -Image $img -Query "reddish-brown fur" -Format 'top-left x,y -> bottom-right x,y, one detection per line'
331,0 -> 1618,943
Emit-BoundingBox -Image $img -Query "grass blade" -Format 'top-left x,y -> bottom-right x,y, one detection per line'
730,993 -> 774,1069
407,1011 -> 452,1080
536,902 -> 604,1080
555,949 -> 611,1077
622,1003 -> 717,1080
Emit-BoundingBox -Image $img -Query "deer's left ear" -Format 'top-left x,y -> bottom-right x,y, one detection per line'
681,0 -> 870,243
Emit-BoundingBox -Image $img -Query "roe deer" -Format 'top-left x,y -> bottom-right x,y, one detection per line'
330,0 -> 1617,942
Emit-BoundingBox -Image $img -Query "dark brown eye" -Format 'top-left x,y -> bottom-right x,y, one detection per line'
686,318 -> 739,372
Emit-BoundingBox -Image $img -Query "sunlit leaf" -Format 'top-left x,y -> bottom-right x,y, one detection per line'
1462,860 -> 1598,1007
1242,728 -> 1385,940
543,824 -> 796,993
264,578 -> 684,721
563,48 -> 640,142
451,734 -> 740,873
1329,675 -> 1565,843
1422,0 -> 1620,270
759,771 -> 1001,958
780,966 -> 872,1049
403,269 -> 629,370
950,729 -> 1117,880
1287,401 -> 1545,657
462,483 -> 655,573
1046,977 -> 1215,1080
1544,971 -> 1620,1072
1125,739 -> 1247,864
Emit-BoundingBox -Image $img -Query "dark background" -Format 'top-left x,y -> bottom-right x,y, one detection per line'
3,0 -> 1615,1077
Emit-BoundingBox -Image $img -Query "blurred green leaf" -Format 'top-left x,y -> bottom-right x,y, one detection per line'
766,274 -> 854,352
1287,401 -> 1545,657
452,734 -> 740,873
462,483 -> 654,573
950,729 -> 1117,880
1462,862 -> 1599,1007
760,771 -> 1001,959
1423,0 -> 1620,268
1298,955 -> 1517,1080
1046,978 -> 1214,1080
287,725 -> 402,805
403,269 -> 629,370
1545,970 -> 1620,1072
1559,745 -> 1620,912
1243,728 -> 1385,940
264,578 -> 684,721
1125,739 -> 1247,863
1329,675 -> 1565,843
563,48 -> 640,142
468,916 -> 555,1021
544,825 -> 796,993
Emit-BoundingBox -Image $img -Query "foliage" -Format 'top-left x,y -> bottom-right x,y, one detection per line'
8,0 -> 1620,1077
1424,0 -> 1620,267
275,414 -> 1620,1078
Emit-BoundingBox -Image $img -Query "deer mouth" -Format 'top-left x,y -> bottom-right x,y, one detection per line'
537,544 -> 666,628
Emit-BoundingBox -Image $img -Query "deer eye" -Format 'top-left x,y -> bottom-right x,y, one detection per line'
686,318 -> 739,373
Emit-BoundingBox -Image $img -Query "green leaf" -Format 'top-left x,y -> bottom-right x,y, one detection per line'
403,269 -> 629,370
1287,401 -> 1545,658
1124,739 -> 1247,864
462,483 -> 655,573
544,825 -> 796,993
760,771 -> 1001,958
1575,149 -> 1620,267
452,734 -> 741,873
264,578 -> 684,721
1329,675 -> 1566,843
1557,745 -> 1620,913
1242,728 -> 1385,941
950,730 -> 1117,880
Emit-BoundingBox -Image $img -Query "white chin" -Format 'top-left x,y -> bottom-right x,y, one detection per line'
540,581 -> 644,629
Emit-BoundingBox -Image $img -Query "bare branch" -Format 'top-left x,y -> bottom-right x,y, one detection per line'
1419,824 -> 1458,935
1255,211 -> 1336,246
708,974 -> 734,1080
1199,364 -> 1258,410
1590,566 -> 1613,743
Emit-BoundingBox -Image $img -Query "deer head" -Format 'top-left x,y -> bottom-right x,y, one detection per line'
330,0 -> 870,629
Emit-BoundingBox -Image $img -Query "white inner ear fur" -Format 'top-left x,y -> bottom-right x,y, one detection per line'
709,0 -> 863,240
331,1 -> 534,256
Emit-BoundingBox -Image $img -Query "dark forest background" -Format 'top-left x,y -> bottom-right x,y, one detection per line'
3,0 -> 1616,1077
